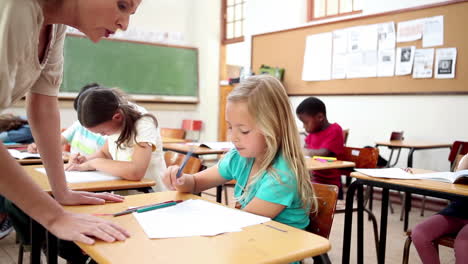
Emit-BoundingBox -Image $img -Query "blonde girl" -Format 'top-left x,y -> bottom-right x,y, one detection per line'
67,86 -> 167,192
163,75 -> 316,229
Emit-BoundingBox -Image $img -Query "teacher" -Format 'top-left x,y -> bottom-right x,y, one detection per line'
0,0 -> 142,244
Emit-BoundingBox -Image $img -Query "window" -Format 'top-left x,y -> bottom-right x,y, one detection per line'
222,0 -> 246,44
308,0 -> 362,21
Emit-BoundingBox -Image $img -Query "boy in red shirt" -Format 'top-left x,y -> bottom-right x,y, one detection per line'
296,97 -> 345,198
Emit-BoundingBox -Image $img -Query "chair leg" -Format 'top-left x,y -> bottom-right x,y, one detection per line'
402,235 -> 412,264
420,196 -> 426,217
364,208 -> 380,261
313,253 -> 331,264
18,243 -> 24,264
223,185 -> 229,205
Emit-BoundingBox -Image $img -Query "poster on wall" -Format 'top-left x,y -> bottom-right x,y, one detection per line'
397,18 -> 425,42
377,49 -> 396,77
412,48 -> 434,79
435,48 -> 457,79
423,15 -> 444,48
395,46 -> 416,75
302,32 -> 333,81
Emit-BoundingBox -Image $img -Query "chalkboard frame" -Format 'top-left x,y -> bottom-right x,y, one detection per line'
59,34 -> 199,104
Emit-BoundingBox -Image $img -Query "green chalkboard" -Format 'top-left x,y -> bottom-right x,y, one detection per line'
61,35 -> 199,102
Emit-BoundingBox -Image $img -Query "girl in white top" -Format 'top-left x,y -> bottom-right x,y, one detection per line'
67,87 -> 167,192
0,0 -> 142,244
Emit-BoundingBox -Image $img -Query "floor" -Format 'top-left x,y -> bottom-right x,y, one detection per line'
0,187 -> 455,264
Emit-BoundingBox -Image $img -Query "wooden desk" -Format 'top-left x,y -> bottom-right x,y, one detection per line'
163,143 -> 229,156
24,165 -> 156,193
24,165 -> 156,264
161,137 -> 186,143
306,158 -> 355,171
342,170 -> 468,264
64,192 -> 331,264
375,140 -> 451,167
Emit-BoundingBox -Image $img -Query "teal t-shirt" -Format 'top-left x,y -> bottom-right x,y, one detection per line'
218,149 -> 310,229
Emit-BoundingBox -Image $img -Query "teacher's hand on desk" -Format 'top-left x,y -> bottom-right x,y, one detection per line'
55,189 -> 125,206
47,211 -> 130,245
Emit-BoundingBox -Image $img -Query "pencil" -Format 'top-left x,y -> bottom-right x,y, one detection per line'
176,149 -> 194,178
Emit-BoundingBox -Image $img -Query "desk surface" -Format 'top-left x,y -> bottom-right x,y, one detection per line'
163,143 -> 229,155
24,165 -> 155,193
351,170 -> 468,197
375,140 -> 451,149
64,192 -> 331,264
306,158 -> 355,171
161,137 -> 186,143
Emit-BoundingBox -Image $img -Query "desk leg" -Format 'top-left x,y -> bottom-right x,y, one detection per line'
30,219 -> 44,264
407,148 -> 415,168
46,231 -> 58,264
378,188 -> 390,264
313,253 -> 331,264
216,185 -> 223,203
342,180 -> 359,264
404,192 -> 412,231
357,184 -> 364,264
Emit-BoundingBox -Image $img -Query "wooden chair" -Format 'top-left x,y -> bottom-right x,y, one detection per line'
342,129 -> 349,145
160,128 -> 186,140
304,183 -> 338,264
164,151 -> 203,174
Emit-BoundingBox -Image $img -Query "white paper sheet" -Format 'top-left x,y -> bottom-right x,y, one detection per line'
8,149 -> 40,160
395,46 -> 415,75
423,16 -> 444,48
333,29 -> 348,54
347,25 -> 378,52
435,47 -> 457,79
412,48 -> 434,79
35,168 -> 121,183
302,32 -> 333,81
355,168 -> 424,180
332,29 -> 348,79
397,18 -> 425,42
187,141 -> 234,150
346,51 -> 378,79
377,49 -> 395,77
133,199 -> 271,239
377,22 -> 396,50
332,53 -> 347,79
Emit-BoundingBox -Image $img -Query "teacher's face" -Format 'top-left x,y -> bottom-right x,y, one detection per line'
77,0 -> 142,43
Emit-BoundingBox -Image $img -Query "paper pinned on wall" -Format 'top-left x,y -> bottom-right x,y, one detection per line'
35,168 -> 121,183
302,32 -> 333,81
377,22 -> 396,50
397,18 -> 425,42
412,48 -> 435,79
423,16 -> 444,48
395,46 -> 416,75
435,47 -> 457,79
347,25 -> 378,52
346,51 -> 378,79
377,49 -> 396,77
332,29 -> 348,79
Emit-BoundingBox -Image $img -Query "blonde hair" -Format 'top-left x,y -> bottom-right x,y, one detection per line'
227,75 -> 317,212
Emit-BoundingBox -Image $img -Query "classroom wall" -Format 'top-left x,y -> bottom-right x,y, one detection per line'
7,0 -> 221,142
227,0 -> 467,171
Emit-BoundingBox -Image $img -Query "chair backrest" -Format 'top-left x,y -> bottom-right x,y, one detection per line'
342,129 -> 349,145
390,131 -> 404,141
161,128 -> 186,139
306,183 -> 339,238
164,151 -> 203,174
448,141 -> 468,171
339,146 -> 379,168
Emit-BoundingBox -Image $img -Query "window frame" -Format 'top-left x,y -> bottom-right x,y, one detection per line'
221,0 -> 246,44
307,0 -> 362,22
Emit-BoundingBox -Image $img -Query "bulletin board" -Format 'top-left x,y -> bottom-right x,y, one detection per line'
251,0 -> 468,95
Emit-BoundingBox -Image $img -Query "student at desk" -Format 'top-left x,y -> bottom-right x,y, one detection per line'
0,114 -> 34,144
66,86 -> 167,192
164,75 -> 317,231
28,83 -> 107,156
296,97 -> 344,197
412,154 -> 468,264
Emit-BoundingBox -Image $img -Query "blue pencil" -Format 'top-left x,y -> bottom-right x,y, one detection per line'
176,149 -> 194,178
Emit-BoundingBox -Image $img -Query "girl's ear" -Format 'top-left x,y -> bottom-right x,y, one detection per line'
112,111 -> 123,121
